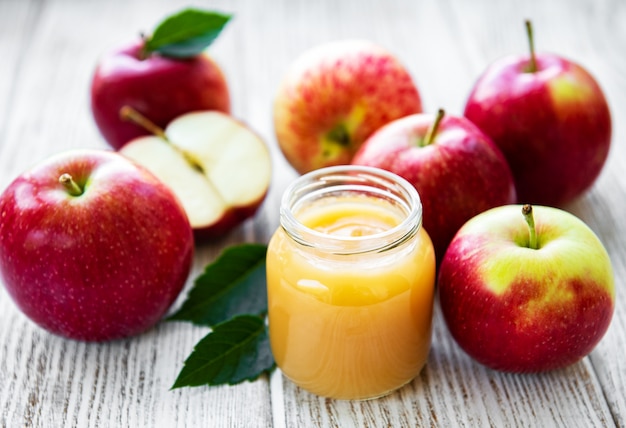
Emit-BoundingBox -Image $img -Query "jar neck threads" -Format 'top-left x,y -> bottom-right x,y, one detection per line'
279,166 -> 423,255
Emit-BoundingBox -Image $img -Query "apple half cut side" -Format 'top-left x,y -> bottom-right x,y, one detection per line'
120,110 -> 271,241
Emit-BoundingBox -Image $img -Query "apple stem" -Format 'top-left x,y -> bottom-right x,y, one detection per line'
522,204 -> 538,250
59,173 -> 84,196
119,106 -> 167,139
423,109 -> 445,147
119,105 -> 205,174
525,20 -> 538,73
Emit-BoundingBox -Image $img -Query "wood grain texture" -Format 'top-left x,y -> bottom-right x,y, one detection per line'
0,0 -> 625,427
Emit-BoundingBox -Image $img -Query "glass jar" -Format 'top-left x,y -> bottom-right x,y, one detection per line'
266,165 -> 436,400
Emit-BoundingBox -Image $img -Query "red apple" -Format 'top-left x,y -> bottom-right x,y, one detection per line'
0,150 -> 194,341
464,21 -> 611,206
119,108 -> 271,241
438,204 -> 615,372
351,110 -> 516,262
91,10 -> 231,149
273,39 -> 422,174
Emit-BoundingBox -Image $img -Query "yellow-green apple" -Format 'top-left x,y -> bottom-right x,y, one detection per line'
438,204 -> 615,372
0,149 -> 194,342
273,39 -> 422,174
91,9 -> 231,149
352,110 -> 516,262
119,108 -> 271,241
464,21 -> 611,206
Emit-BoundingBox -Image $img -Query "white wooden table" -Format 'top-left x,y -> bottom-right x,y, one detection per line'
1,0 -> 625,426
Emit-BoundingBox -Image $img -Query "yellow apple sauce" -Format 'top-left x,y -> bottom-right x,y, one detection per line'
267,166 -> 436,400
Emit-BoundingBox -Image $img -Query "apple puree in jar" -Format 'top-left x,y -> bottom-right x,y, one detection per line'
266,166 -> 436,400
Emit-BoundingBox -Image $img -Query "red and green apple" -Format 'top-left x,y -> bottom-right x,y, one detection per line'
438,204 -> 615,372
274,39 -> 423,174
464,21 -> 611,206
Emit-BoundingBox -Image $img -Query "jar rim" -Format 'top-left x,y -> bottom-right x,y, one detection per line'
279,165 -> 423,254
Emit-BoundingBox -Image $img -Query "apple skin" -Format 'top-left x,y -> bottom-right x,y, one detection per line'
192,198 -> 267,242
0,150 -> 194,341
91,40 -> 230,149
351,113 -> 516,263
464,53 -> 611,206
273,39 -> 422,175
438,205 -> 615,372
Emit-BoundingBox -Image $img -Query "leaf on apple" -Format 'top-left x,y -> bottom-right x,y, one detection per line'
144,8 -> 232,58
171,315 -> 275,388
168,244 -> 268,326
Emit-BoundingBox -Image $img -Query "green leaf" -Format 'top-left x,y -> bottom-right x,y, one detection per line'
168,244 -> 268,326
144,8 -> 232,58
171,315 -> 275,389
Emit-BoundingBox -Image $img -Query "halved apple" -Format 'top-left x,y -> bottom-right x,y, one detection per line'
120,110 -> 271,241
